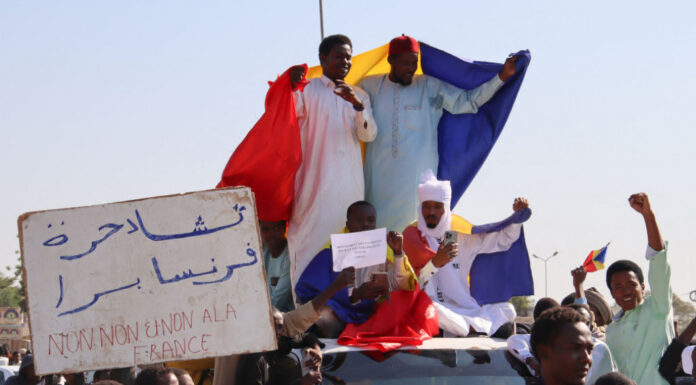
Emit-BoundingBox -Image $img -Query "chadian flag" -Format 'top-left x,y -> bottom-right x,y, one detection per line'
219,40 -> 528,225
583,244 -> 609,272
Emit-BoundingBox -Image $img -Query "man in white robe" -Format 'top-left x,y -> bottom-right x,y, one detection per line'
402,169 -> 529,337
287,34 -> 377,287
360,35 -> 518,233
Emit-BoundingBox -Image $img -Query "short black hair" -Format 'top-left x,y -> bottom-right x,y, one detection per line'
533,297 -> 560,320
319,34 -> 352,57
346,200 -> 375,219
593,372 -> 635,385
606,259 -> 644,289
530,307 -> 586,360
135,368 -> 175,385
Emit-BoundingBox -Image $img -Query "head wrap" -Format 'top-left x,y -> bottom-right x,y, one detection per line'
560,287 -> 613,326
389,34 -> 419,56
417,169 -> 452,243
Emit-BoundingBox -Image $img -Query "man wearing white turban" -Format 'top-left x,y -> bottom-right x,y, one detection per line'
403,169 -> 530,337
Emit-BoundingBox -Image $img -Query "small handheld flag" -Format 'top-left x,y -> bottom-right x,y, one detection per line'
583,243 -> 609,272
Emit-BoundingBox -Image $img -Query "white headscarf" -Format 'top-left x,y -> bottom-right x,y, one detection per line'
416,169 -> 452,250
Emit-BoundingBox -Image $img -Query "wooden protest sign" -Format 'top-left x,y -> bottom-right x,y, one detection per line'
17,187 -> 276,375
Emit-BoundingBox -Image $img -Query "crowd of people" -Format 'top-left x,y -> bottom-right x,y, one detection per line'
20,33 -> 695,385
221,33 -> 693,385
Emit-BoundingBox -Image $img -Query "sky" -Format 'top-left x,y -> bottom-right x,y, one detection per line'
2,0 -> 696,308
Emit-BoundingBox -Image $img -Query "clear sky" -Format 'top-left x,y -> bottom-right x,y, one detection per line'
2,1 -> 695,306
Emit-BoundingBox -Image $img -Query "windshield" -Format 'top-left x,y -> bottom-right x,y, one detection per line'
320,348 -> 536,385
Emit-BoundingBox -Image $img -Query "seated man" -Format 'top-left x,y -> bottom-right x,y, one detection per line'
295,201 -> 437,344
260,220 -> 294,312
605,193 -> 673,385
403,169 -> 530,337
529,307 -> 594,385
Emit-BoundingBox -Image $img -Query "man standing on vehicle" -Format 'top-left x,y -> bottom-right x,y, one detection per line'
360,35 -> 518,233
530,307 -> 594,385
402,169 -> 530,337
286,34 -> 377,289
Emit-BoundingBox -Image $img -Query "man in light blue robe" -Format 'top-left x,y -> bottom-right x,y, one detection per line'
360,35 -> 519,232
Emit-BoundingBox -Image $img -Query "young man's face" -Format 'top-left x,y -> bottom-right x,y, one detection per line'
421,200 -> 445,229
388,52 -> 419,85
539,322 -> 594,385
320,44 -> 352,81
346,205 -> 376,233
609,270 -> 645,311
259,220 -> 286,251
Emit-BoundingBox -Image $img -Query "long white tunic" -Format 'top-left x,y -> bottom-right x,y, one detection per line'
360,74 -> 503,232
421,225 -> 521,336
287,75 -> 377,289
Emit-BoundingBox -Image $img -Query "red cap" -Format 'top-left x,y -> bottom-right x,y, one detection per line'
389,34 -> 419,55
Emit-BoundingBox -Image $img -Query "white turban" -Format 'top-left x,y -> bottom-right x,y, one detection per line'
417,169 -> 452,245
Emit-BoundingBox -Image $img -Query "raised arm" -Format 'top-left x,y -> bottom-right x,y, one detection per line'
629,193 -> 671,314
433,55 -> 518,115
571,266 -> 588,303
629,193 -> 664,251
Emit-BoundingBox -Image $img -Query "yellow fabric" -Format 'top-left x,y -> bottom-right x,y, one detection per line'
167,358 -> 214,385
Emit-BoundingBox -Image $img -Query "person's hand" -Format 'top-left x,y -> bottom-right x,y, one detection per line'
303,345 -> 322,371
336,267 -> 355,288
628,193 -> 653,216
387,231 -> 403,255
525,357 -> 540,375
354,281 -> 387,300
571,266 -> 587,289
300,370 -> 322,385
290,66 -> 306,89
512,197 -> 529,211
432,241 -> 458,268
333,79 -> 363,108
498,55 -> 518,82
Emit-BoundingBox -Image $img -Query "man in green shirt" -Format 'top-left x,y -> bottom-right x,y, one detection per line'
605,192 -> 674,385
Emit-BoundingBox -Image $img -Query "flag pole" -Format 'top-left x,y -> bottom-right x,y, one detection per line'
318,0 -> 325,40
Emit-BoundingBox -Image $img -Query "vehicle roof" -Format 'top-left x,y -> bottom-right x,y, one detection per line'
320,336 -> 508,354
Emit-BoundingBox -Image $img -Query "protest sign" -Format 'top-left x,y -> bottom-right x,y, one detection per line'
330,228 -> 387,272
18,187 -> 275,375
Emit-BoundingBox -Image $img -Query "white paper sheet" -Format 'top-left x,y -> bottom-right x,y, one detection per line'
330,228 -> 387,272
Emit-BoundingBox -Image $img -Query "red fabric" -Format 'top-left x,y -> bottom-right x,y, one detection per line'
216,65 -> 309,221
337,286 -> 439,352
402,225 -> 436,274
389,35 -> 419,55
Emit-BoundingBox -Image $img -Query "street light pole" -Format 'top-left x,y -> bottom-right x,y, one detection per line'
533,251 -> 559,297
318,0 -> 325,40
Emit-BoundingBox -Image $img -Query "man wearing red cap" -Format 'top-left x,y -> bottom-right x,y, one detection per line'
360,35 -> 518,233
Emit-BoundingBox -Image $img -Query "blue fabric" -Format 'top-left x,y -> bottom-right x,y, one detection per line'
469,228 -> 534,305
468,209 -> 534,305
294,247 -> 375,324
420,43 -> 531,207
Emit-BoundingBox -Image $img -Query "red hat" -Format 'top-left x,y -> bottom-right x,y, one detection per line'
389,34 -> 419,55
